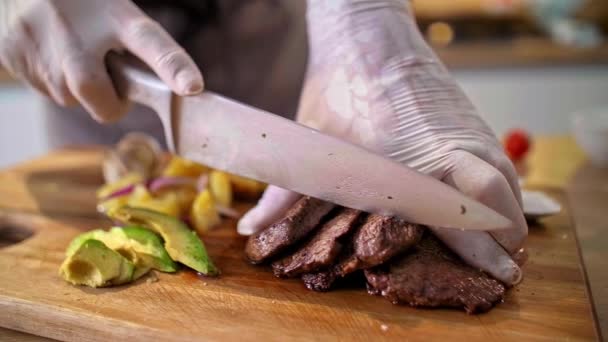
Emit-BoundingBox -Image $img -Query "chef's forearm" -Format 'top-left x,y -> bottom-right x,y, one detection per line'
304,0 -> 439,64
303,0 -> 466,118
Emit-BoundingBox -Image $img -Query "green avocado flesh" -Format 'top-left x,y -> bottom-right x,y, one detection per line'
66,226 -> 177,273
109,206 -> 219,276
60,239 -> 134,287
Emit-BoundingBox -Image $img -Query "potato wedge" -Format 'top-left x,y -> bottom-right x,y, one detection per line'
209,171 -> 233,207
128,185 -> 180,217
190,190 -> 221,234
162,156 -> 209,178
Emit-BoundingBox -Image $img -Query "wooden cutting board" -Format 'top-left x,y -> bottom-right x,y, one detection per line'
0,148 -> 598,341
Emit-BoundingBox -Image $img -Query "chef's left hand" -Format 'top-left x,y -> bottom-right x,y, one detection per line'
238,0 -> 527,286
0,0 -> 204,123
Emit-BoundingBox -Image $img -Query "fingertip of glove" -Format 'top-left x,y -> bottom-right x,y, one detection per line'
237,211 -> 258,236
89,102 -> 129,124
176,69 -> 203,95
509,264 -> 523,286
498,256 -> 523,286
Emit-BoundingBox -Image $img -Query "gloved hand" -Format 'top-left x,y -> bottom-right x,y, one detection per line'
238,0 -> 527,286
0,0 -> 203,122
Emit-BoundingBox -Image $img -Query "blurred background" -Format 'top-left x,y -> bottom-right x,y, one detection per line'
0,0 -> 607,168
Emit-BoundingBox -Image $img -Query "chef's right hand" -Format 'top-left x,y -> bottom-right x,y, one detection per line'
239,0 -> 527,286
0,0 -> 203,123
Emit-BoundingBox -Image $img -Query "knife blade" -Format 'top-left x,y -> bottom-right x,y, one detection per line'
107,53 -> 512,232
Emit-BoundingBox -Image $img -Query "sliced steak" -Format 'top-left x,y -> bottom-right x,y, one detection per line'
342,214 -> 424,273
301,272 -> 337,292
245,197 -> 335,264
302,215 -> 424,291
272,208 -> 361,278
365,234 -> 506,314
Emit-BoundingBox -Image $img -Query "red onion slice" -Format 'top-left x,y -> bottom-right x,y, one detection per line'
215,205 -> 241,219
101,184 -> 136,201
148,177 -> 196,193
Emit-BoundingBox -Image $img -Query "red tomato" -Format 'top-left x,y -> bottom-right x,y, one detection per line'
504,129 -> 531,162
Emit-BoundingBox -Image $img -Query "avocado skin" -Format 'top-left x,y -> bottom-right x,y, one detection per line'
60,239 -> 135,287
109,206 -> 219,276
112,226 -> 178,273
66,226 -> 177,274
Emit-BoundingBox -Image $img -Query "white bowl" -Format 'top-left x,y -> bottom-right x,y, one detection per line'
572,107 -> 608,167
522,190 -> 561,220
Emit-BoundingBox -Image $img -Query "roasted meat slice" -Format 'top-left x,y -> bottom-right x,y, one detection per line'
341,214 -> 424,272
301,271 -> 337,292
365,234 -> 506,314
246,197 -> 508,314
302,215 -> 424,291
245,197 -> 335,264
272,208 -> 361,278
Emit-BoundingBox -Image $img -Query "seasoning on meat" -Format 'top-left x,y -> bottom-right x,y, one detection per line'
342,214 -> 424,272
272,208 -> 361,277
365,234 -> 506,314
302,214 -> 424,291
245,197 -> 335,264
246,198 -> 510,314
301,271 -> 337,292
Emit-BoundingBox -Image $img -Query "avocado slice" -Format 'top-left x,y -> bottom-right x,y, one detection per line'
108,206 -> 219,276
114,226 -> 177,272
132,265 -> 152,280
66,226 -> 177,273
60,239 -> 134,287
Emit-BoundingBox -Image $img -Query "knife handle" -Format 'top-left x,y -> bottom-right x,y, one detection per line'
106,52 -> 176,151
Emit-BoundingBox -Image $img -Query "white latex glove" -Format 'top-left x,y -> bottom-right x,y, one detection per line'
0,0 -> 203,122
239,0 -> 527,286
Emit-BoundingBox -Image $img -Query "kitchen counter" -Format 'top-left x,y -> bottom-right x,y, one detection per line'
567,164 -> 608,339
526,135 -> 607,339
435,39 -> 608,69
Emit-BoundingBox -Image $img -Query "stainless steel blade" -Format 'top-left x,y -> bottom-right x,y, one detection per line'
172,92 -> 512,231
106,53 -> 513,232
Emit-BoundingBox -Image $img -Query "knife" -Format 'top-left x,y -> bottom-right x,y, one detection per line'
106,53 -> 511,232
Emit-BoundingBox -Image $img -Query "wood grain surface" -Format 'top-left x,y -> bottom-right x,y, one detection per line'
0,149 -> 598,341
567,163 -> 608,341
0,327 -> 56,342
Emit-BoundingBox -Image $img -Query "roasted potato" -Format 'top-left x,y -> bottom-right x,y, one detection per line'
190,190 -> 221,234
